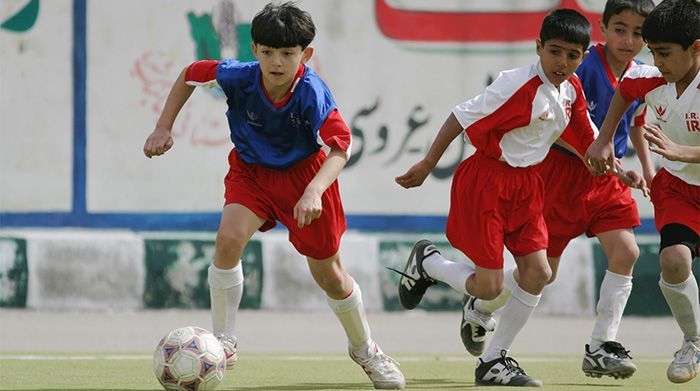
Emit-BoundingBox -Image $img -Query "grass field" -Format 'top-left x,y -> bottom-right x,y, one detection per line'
0,352 -> 692,390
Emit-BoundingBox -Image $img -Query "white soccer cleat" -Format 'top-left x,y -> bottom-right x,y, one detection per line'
214,332 -> 238,370
350,341 -> 405,389
667,337 -> 700,384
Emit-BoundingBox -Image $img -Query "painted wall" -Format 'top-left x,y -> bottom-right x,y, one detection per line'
1,0 -> 657,231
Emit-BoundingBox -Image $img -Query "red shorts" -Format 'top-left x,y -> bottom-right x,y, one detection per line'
224,149 -> 347,260
446,152 -> 548,269
538,148 -> 640,257
650,168 -> 700,235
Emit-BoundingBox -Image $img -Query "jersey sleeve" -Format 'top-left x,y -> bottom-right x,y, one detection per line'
559,76 -> 597,156
619,65 -> 666,102
317,109 -> 352,158
632,102 -> 647,127
185,60 -> 220,88
453,70 -> 538,151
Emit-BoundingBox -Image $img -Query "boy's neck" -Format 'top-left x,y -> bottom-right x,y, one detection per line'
261,64 -> 305,106
602,44 -> 630,80
674,63 -> 700,98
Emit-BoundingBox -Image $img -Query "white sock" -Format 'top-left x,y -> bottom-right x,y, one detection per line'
589,270 -> 632,349
660,275 -> 700,338
481,284 -> 541,362
475,268 -> 516,314
422,253 -> 475,295
327,280 -> 371,352
208,264 -> 244,337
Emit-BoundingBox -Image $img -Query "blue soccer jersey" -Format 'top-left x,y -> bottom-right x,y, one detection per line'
576,44 -> 645,158
186,60 -> 344,169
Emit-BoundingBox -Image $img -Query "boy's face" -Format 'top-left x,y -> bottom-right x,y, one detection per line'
647,40 -> 700,85
536,39 -> 586,87
252,44 -> 313,91
600,9 -> 646,65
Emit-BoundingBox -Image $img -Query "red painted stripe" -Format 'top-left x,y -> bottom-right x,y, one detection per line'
375,0 -> 603,43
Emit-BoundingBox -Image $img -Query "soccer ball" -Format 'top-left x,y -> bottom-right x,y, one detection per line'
153,326 -> 227,391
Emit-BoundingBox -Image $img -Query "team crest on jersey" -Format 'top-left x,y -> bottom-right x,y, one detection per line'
654,105 -> 667,123
289,113 -> 303,129
246,110 -> 262,127
587,100 -> 597,116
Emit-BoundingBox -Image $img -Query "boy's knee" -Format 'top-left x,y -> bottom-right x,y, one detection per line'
215,230 -> 248,257
660,246 -> 692,278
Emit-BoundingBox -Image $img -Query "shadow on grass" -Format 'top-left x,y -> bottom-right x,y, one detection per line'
229,378 -> 469,390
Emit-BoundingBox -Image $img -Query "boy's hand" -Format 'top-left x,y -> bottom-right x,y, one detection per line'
144,126 -> 174,158
584,139 -> 615,174
395,159 -> 434,189
613,160 -> 649,198
643,124 -> 682,161
294,189 -> 322,228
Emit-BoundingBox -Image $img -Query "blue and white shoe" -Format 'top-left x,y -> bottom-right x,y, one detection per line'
667,337 -> 700,384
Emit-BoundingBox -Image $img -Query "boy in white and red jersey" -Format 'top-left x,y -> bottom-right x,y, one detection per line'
586,0 -> 700,384
460,0 -> 655,381
143,2 -> 405,389
393,9 -> 597,387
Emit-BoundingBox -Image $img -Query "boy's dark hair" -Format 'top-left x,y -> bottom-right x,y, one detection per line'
251,1 -> 315,49
602,0 -> 656,25
642,0 -> 699,49
540,9 -> 592,50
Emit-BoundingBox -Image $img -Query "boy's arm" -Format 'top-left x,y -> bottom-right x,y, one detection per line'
143,67 -> 195,158
584,90 -> 632,173
644,123 -> 700,163
395,113 -> 463,189
294,148 -> 347,228
294,110 -> 351,228
629,124 -> 657,184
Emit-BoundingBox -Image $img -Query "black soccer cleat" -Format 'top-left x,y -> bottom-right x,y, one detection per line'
475,350 -> 543,387
388,240 -> 439,310
582,341 -> 637,379
460,295 -> 495,356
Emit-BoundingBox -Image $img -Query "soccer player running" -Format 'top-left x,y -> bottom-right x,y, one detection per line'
460,0 -> 655,381
143,2 -> 405,389
395,9 -> 601,387
586,0 -> 700,384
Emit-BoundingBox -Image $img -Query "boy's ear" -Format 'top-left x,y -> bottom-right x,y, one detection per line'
598,19 -> 607,35
536,39 -> 543,54
692,39 -> 700,55
302,46 -> 314,63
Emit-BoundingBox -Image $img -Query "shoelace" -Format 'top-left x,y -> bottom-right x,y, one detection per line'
674,340 -> 700,365
385,266 -> 434,284
602,341 -> 633,359
501,355 -> 527,376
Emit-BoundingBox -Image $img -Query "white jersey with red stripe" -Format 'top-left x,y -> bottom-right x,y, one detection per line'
453,61 -> 597,167
619,65 -> 700,185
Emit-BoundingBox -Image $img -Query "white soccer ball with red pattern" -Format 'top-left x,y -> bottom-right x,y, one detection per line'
153,326 -> 226,391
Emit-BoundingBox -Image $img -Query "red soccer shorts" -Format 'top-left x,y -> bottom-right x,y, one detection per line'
224,149 -> 346,260
446,152 -> 548,269
650,168 -> 700,235
538,148 -> 640,257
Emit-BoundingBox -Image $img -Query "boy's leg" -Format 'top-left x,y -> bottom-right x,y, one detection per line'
461,267 -> 517,356
658,225 -> 700,384
209,203 -> 265,369
308,253 -> 405,390
581,229 -> 637,379
474,250 -> 549,387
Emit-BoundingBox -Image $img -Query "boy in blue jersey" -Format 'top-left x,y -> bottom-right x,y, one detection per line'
460,0 -> 655,381
143,2 -> 405,389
